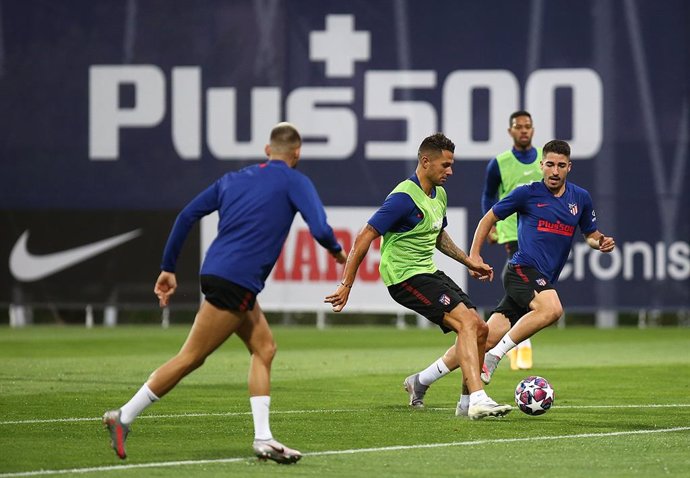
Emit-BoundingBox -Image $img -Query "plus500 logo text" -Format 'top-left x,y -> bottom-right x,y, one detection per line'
88,66 -> 602,161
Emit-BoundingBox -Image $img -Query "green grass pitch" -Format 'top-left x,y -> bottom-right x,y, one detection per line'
1,325 -> 689,477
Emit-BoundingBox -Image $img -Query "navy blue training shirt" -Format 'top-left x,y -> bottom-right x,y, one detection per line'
492,180 -> 597,283
161,160 -> 341,293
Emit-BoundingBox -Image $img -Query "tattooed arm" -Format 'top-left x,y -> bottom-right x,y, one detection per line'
436,229 -> 493,281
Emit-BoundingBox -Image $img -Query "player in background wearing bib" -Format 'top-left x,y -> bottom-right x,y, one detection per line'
103,123 -> 346,464
484,111 -> 542,370
324,133 -> 512,420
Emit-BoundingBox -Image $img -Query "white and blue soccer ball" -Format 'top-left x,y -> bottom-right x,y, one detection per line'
515,376 -> 554,415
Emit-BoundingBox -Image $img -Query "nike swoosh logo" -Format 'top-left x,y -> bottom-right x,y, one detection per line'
9,229 -> 142,282
523,171 -> 534,175
537,203 -> 549,207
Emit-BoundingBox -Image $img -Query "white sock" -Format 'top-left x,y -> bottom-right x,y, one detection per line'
489,334 -> 517,359
458,394 -> 470,410
469,390 -> 488,406
418,358 -> 451,386
119,383 -> 159,425
250,395 -> 273,441
518,338 -> 532,349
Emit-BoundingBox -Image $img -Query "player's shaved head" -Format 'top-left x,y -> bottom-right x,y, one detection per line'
270,122 -> 302,154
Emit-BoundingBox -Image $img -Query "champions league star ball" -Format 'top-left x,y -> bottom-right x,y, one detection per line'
515,376 -> 555,415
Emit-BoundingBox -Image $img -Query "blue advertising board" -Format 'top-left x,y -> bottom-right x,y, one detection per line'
1,1 -> 688,309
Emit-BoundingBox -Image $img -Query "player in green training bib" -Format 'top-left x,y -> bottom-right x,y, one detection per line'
482,111 -> 541,370
378,179 -> 447,286
325,133 -> 512,420
402,112 -> 541,411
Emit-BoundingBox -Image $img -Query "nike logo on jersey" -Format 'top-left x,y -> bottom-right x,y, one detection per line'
537,203 -> 549,207
523,171 -> 535,176
9,229 -> 142,282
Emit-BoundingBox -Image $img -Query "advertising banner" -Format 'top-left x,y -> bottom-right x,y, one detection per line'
0,211 -> 200,306
202,207 -> 468,312
1,1 -> 687,310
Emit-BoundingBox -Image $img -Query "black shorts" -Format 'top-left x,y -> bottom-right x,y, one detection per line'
492,264 -> 554,325
200,275 -> 256,312
387,270 -> 475,334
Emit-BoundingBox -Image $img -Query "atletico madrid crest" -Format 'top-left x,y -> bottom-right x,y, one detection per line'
568,203 -> 578,215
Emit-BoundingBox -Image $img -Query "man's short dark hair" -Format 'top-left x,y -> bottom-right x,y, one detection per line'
509,110 -> 532,126
418,133 -> 455,160
270,122 -> 302,153
542,139 -> 571,158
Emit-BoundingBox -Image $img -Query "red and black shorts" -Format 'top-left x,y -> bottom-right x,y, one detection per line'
200,275 -> 256,312
492,264 -> 554,325
387,270 -> 475,334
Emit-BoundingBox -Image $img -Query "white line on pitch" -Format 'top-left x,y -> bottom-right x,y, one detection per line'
1,404 -> 690,426
1,426 -> 688,477
0,408 -> 361,425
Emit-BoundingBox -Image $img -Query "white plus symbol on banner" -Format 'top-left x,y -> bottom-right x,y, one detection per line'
310,14 -> 370,78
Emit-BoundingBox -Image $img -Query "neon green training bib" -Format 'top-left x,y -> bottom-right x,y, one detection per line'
379,179 -> 447,286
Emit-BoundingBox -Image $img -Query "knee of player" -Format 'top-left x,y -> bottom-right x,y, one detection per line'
267,341 -> 277,359
532,293 -> 564,324
551,305 -> 564,323
544,303 -> 564,323
447,308 -> 480,333
255,339 -> 277,363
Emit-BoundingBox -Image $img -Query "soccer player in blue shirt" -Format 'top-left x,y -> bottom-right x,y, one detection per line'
103,122 -> 346,464
472,139 -> 615,383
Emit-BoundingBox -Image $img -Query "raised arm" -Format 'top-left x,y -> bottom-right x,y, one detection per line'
324,224 -> 380,312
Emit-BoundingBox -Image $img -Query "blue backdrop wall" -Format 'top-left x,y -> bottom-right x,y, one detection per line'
1,0 -> 688,309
